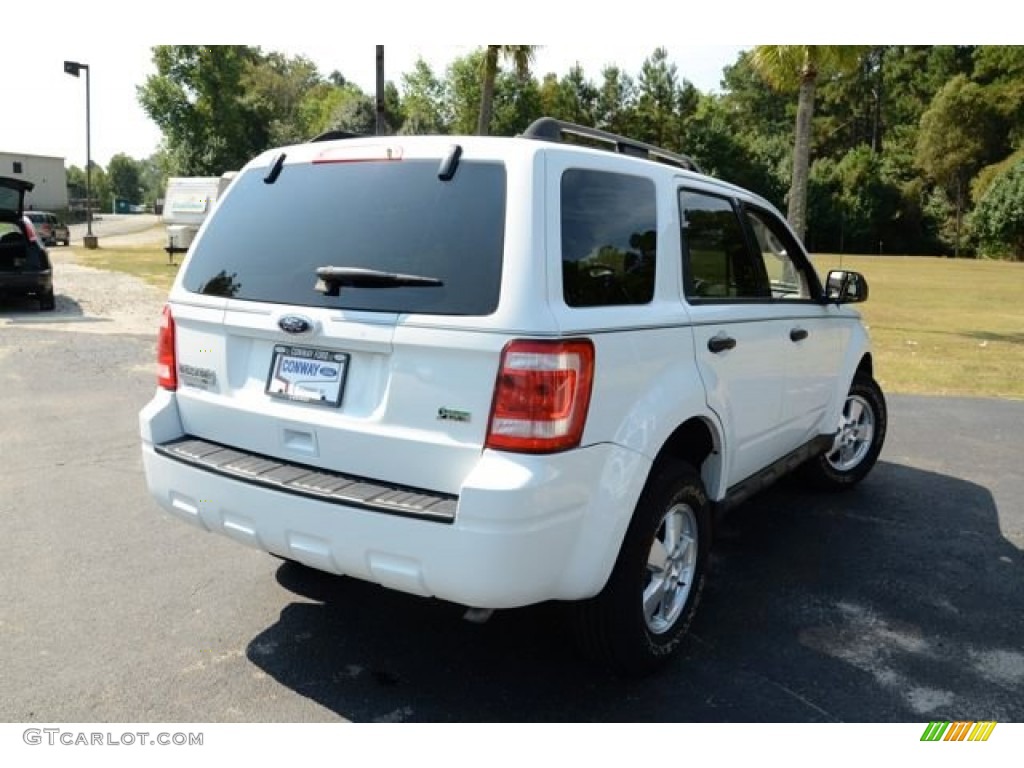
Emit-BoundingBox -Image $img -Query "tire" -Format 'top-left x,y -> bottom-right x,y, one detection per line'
573,459 -> 710,676
39,290 -> 56,311
801,373 -> 887,491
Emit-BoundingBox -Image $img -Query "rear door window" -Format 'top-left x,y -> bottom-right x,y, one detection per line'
182,159 -> 506,316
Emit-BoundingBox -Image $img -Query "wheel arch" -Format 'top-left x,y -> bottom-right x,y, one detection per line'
825,324 -> 876,429
650,415 -> 723,502
563,411 -> 724,603
856,352 -> 874,379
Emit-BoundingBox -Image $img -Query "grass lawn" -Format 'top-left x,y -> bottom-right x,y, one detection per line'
74,243 -> 1022,399
75,242 -> 180,292
812,254 -> 1023,400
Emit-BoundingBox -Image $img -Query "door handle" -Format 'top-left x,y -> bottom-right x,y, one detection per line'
790,328 -> 809,342
708,335 -> 737,353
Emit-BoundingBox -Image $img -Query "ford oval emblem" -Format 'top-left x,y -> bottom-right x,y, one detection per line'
278,315 -> 313,335
318,367 -> 338,377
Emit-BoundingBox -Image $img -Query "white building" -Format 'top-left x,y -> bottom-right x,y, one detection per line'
0,152 -> 68,212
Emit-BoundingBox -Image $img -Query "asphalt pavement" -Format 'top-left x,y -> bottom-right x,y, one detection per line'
0,319 -> 1020,722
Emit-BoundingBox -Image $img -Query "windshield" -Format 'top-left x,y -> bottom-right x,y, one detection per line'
182,159 -> 507,315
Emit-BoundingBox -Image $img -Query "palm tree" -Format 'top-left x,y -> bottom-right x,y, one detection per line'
750,46 -> 864,242
477,45 -> 537,136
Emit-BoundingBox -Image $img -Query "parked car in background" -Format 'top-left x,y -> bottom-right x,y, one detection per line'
24,211 -> 69,246
52,216 -> 70,246
24,212 -> 53,244
1,178 -> 55,310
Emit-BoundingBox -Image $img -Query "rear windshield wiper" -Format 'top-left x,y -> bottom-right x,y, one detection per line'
315,266 -> 444,296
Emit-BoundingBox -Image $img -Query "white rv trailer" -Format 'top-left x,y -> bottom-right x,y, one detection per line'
162,173 -> 237,255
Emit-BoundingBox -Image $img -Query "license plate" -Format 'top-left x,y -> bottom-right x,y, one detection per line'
265,345 -> 349,407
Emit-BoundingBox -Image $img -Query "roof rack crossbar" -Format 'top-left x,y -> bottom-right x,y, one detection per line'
520,117 -> 702,174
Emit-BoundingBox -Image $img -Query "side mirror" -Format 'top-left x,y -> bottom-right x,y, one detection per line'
825,270 -> 869,304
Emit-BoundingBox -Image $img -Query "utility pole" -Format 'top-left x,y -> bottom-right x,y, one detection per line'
375,45 -> 385,136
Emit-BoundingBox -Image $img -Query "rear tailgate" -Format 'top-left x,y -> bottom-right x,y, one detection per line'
171,301 -> 505,495
166,143 -> 510,496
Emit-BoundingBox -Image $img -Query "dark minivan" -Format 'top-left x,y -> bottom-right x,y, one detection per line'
0,177 -> 55,310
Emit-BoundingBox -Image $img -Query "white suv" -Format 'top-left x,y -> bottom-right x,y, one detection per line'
140,119 -> 886,674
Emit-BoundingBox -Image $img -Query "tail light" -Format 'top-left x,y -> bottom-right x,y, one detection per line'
22,217 -> 39,243
156,305 -> 177,390
485,339 -> 595,453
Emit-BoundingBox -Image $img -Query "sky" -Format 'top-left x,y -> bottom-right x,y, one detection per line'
2,41 -> 743,168
0,0 -> 1008,169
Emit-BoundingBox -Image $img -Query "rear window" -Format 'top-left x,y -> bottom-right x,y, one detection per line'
0,188 -> 18,213
182,159 -> 506,315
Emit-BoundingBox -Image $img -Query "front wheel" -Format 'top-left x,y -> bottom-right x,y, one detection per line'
801,373 -> 887,490
573,460 -> 710,676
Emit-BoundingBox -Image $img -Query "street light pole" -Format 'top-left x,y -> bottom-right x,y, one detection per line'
63,60 -> 98,248
375,45 -> 385,136
85,62 -> 93,241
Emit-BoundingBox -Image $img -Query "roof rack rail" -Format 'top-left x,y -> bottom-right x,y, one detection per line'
520,117 -> 702,174
309,130 -> 367,143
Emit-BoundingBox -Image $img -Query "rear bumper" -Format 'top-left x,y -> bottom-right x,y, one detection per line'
140,391 -> 651,609
155,436 -> 458,523
0,271 -> 52,296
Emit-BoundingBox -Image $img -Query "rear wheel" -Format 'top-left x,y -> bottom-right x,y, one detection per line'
573,459 -> 710,676
801,373 -> 887,490
39,290 -> 56,311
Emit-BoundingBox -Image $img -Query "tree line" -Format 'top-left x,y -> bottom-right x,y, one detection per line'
66,154 -> 163,212
123,45 -> 1022,259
